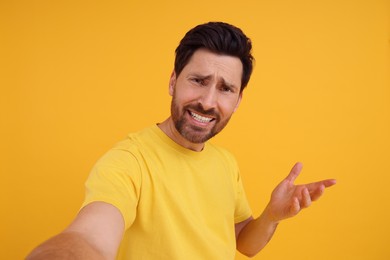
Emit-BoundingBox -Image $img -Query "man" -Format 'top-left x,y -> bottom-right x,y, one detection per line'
27,22 -> 336,259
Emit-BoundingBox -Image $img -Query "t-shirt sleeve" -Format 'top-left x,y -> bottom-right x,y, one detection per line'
81,147 -> 141,230
234,171 -> 252,223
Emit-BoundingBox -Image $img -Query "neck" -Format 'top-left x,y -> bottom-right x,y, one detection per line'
158,117 -> 205,152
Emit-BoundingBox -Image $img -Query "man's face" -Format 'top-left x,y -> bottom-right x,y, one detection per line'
169,48 -> 243,144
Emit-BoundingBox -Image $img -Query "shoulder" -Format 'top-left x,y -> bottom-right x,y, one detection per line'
95,126 -> 156,169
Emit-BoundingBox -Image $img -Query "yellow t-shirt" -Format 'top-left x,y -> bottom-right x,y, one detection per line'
82,125 -> 252,259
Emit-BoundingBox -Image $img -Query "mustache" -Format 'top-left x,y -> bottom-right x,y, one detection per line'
185,103 -> 219,118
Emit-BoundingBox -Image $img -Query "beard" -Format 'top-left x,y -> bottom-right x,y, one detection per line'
170,95 -> 232,144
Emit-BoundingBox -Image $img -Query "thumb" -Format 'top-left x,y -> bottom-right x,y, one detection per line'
285,162 -> 303,183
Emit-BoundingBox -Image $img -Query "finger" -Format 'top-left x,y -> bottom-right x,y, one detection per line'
306,179 -> 337,191
309,184 -> 325,201
290,197 -> 301,216
285,162 -> 303,183
322,179 -> 337,188
301,188 -> 312,208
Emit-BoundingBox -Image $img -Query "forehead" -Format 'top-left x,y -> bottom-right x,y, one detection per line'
182,49 -> 243,87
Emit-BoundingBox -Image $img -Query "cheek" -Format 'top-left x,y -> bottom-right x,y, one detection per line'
175,87 -> 199,104
220,98 -> 240,115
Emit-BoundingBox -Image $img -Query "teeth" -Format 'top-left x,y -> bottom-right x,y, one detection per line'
190,111 -> 213,123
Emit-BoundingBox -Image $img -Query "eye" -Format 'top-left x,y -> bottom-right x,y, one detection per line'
220,85 -> 234,93
191,78 -> 205,86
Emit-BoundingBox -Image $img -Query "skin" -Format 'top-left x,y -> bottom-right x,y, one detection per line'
26,202 -> 124,260
236,162 -> 336,256
159,48 -> 243,152
26,48 -> 336,259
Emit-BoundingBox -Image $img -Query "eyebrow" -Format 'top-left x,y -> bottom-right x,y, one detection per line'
189,73 -> 238,90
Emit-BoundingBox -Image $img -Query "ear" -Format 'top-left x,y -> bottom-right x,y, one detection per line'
233,92 -> 243,112
169,71 -> 176,96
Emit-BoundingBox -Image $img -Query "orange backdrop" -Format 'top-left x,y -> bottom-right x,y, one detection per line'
1,0 -> 389,259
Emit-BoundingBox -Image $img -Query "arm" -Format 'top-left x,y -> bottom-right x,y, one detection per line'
235,162 -> 336,257
26,202 -> 125,260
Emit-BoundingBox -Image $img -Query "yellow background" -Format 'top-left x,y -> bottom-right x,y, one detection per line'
1,0 -> 389,259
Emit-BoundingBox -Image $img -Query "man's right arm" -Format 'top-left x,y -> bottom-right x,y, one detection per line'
26,201 -> 125,260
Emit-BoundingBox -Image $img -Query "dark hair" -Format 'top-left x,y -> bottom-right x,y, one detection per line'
174,22 -> 254,92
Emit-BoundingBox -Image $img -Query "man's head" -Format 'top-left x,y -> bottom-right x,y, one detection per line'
169,48 -> 243,146
162,22 -> 254,150
174,22 -> 254,92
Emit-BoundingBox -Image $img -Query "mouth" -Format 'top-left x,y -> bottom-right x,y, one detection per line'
189,110 -> 215,123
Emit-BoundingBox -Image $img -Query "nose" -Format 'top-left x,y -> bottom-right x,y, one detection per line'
199,87 -> 218,110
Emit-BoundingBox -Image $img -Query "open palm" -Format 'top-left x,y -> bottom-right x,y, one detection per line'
266,162 -> 336,222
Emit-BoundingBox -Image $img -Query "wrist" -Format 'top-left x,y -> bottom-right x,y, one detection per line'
261,203 -> 281,226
